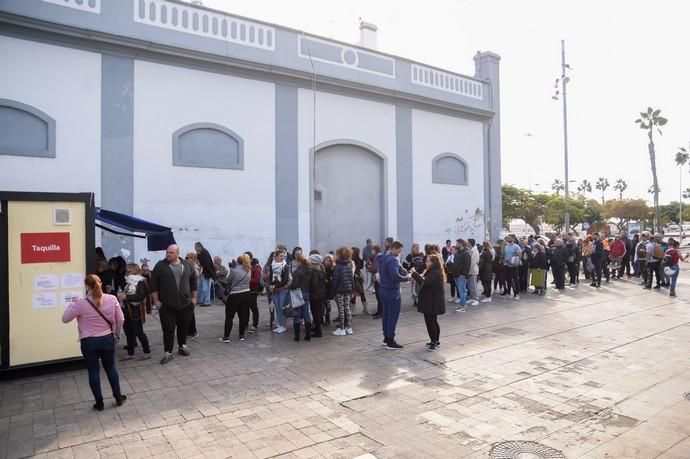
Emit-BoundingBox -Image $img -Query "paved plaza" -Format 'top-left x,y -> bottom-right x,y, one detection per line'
2,272 -> 690,459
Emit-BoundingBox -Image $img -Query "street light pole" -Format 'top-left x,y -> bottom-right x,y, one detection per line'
561,40 -> 570,233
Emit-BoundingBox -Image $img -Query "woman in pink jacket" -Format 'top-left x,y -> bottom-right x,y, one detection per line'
62,274 -> 126,411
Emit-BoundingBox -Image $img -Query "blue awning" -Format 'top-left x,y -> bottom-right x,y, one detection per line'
95,208 -> 175,251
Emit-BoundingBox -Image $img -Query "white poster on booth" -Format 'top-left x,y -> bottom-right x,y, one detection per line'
34,274 -> 59,291
32,292 -> 58,309
61,273 -> 84,289
61,291 -> 82,307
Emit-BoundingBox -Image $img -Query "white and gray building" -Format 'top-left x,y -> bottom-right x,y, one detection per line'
0,0 -> 502,262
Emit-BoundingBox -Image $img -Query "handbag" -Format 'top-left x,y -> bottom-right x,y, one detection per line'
86,298 -> 120,341
289,288 -> 305,308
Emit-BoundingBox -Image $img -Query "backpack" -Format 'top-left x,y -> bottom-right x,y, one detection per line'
636,243 -> 647,259
653,244 -> 665,259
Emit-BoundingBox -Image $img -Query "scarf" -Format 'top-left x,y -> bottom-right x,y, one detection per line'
271,260 -> 286,283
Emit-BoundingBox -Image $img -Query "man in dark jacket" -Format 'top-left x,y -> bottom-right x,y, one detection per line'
551,238 -> 569,290
194,242 -> 215,306
378,241 -> 411,350
151,244 -> 198,365
451,239 -> 471,312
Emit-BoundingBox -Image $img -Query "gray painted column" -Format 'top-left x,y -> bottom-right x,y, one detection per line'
474,52 -> 502,242
395,105 -> 413,248
101,53 -> 134,260
275,84 -> 299,248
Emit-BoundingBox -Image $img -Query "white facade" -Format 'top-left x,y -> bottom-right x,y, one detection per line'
132,61 -> 277,262
412,109 -> 486,246
0,0 -> 502,265
297,89 -> 397,250
0,36 -> 102,200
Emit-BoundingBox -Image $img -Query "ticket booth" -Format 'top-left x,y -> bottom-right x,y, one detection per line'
0,191 -> 94,371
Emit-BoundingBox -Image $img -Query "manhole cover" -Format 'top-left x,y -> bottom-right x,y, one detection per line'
490,441 -> 566,459
683,392 -> 690,401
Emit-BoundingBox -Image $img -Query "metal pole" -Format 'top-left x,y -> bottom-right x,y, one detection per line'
561,40 -> 570,233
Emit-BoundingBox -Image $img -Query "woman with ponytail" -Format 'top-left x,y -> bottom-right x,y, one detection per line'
62,274 -> 126,411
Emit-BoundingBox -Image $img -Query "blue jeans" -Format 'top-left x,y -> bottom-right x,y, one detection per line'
294,292 -> 312,327
380,287 -> 401,341
80,334 -> 121,403
670,265 -> 680,293
454,276 -> 467,306
197,277 -> 211,305
273,289 -> 289,327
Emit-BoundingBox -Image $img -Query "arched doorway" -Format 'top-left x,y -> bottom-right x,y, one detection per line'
312,142 -> 385,255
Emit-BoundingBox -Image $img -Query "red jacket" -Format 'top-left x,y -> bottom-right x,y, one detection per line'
610,240 -> 626,259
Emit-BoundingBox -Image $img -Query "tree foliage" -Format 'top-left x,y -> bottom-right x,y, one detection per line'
502,185 -> 549,234
603,199 -> 652,231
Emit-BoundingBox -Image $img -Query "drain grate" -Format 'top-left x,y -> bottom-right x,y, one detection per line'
684,392 -> 690,401
490,441 -> 566,459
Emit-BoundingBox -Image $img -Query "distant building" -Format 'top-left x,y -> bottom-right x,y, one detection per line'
0,0 -> 502,261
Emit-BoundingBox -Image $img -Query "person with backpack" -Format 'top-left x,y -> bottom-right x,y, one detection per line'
644,234 -> 664,289
308,253 -> 327,338
117,263 -> 151,361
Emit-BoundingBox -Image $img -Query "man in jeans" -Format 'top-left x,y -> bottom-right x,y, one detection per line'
452,239 -> 471,312
150,244 -> 198,365
378,241 -> 411,350
194,242 -> 215,306
502,236 -> 522,300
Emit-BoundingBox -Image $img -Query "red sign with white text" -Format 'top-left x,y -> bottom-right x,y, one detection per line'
21,232 -> 71,264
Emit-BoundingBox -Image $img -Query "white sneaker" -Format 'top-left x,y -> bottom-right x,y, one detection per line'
468,300 -> 479,306
345,328 -> 353,335
513,295 -> 520,301
332,328 -> 346,336
480,297 -> 492,303
448,297 -> 456,302
274,326 -> 287,334
454,299 -> 461,304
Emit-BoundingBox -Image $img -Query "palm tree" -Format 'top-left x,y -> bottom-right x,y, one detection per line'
636,107 -> 668,231
595,177 -> 610,204
551,179 -> 564,196
613,179 -> 628,200
577,179 -> 592,197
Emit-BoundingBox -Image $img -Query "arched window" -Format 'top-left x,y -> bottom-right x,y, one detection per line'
431,153 -> 468,185
0,99 -> 56,158
172,122 -> 244,169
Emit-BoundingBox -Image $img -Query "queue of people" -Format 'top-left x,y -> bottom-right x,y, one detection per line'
65,231 -> 684,412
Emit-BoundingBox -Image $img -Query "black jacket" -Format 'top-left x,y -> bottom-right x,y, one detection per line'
150,259 -> 197,309
332,260 -> 354,295
531,251 -> 548,270
412,268 -> 445,315
551,246 -> 569,266
309,266 -> 328,300
291,265 -> 312,292
478,249 -> 494,280
451,249 -> 471,277
197,248 -> 216,280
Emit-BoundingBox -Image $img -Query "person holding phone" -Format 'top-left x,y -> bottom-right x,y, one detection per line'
62,275 -> 126,411
410,254 -> 446,351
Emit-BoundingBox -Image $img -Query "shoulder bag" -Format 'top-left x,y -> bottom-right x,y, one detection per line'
86,298 -> 120,341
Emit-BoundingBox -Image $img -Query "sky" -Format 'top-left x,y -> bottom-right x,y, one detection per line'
204,0 -> 690,204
